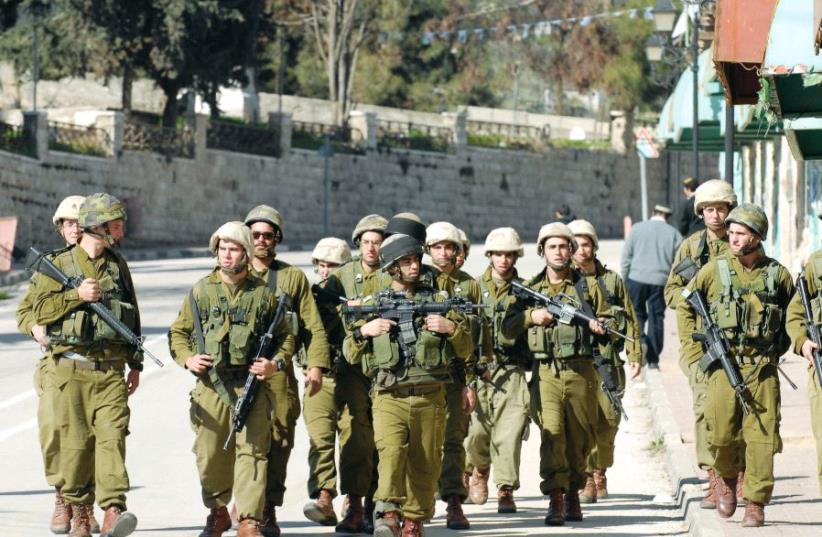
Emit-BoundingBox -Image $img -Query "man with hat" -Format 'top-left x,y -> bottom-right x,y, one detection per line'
675,177 -> 704,237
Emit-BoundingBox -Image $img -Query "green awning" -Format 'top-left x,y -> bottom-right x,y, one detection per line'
784,117 -> 822,160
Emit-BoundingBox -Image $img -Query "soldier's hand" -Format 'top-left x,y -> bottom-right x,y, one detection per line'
347,299 -> 362,307
801,340 -> 819,363
185,354 -> 213,376
425,315 -> 455,335
250,358 -> 276,380
305,367 -> 323,396
361,318 -> 396,337
126,369 -> 140,395
589,318 -> 607,336
78,278 -> 101,302
462,386 -> 477,414
31,324 -> 49,347
530,309 -> 554,326
628,361 -> 642,380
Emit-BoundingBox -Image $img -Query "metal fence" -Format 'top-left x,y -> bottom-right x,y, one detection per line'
48,121 -> 112,157
465,119 -> 549,140
0,121 -> 34,157
376,119 -> 453,153
206,120 -> 280,158
123,119 -> 194,159
291,121 -> 364,154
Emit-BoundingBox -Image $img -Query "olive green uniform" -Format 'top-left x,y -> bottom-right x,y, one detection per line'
464,267 -> 531,491
665,230 -> 730,472
583,260 -> 642,472
251,261 -> 331,507
31,245 -> 143,510
677,252 -> 793,504
501,268 -> 610,494
345,286 -> 474,521
784,250 -> 822,495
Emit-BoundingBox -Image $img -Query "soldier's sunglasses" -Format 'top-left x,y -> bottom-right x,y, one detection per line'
252,231 -> 275,240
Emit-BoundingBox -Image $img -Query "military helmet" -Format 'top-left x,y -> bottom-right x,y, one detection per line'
379,233 -> 423,271
456,228 -> 470,258
567,219 -> 599,250
384,212 -> 426,244
424,221 -> 461,250
209,221 -> 254,259
536,222 -> 576,256
725,203 -> 768,240
244,205 -> 284,241
484,227 -> 524,257
312,237 -> 352,265
694,179 -> 737,215
352,214 -> 388,246
78,193 -> 127,228
52,195 -> 85,225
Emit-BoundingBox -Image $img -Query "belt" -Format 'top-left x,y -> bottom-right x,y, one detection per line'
57,353 -> 125,372
385,384 -> 443,397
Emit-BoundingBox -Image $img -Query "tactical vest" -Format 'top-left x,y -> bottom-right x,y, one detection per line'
47,248 -> 138,346
526,271 -> 595,361
478,277 -> 527,363
672,232 -> 710,283
710,257 -> 783,355
264,262 -> 301,360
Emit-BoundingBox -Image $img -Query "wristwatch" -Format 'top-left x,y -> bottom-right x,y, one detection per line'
353,327 -> 366,343
274,357 -> 286,372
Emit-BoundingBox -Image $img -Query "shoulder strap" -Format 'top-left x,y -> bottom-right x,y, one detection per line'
267,264 -> 279,293
696,231 -> 709,266
716,258 -> 734,298
189,287 -> 235,408
573,272 -> 597,318
596,275 -> 616,305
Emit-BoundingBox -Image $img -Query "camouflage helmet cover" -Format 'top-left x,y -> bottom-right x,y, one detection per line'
312,237 -> 352,265
424,221 -> 461,250
379,233 -> 423,271
725,202 -> 769,240
209,221 -> 254,259
567,219 -> 599,249
536,222 -> 577,256
78,193 -> 127,228
694,179 -> 737,215
456,228 -> 470,258
244,205 -> 284,241
352,214 -> 388,245
484,227 -> 524,257
52,195 -> 86,225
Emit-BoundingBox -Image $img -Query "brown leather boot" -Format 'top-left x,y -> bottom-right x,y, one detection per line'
445,494 -> 470,529
579,474 -> 597,504
740,501 -> 765,527
468,467 -> 490,505
401,518 -> 424,537
699,469 -> 717,509
229,503 -> 239,530
198,507 -> 231,537
363,497 -> 375,535
335,495 -> 365,533
237,518 -> 264,537
715,476 -> 738,519
100,505 -> 137,537
593,469 -> 608,499
544,489 -> 565,526
462,472 -> 472,503
68,504 -> 91,537
86,505 -> 100,534
51,489 -> 72,534
260,503 -> 280,537
303,489 -> 337,526
497,486 -> 517,514
736,468 -> 745,505
565,489 -> 583,522
373,510 -> 401,537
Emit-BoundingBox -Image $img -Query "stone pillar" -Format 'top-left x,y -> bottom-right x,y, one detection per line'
442,111 -> 467,152
193,114 -> 209,161
94,111 -> 124,157
349,111 -> 378,150
269,112 -> 292,156
23,111 -> 48,159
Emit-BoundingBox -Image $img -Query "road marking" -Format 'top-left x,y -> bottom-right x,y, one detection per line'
0,389 -> 36,410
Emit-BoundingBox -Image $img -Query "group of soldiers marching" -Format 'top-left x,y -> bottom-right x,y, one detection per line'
14,184 -> 822,537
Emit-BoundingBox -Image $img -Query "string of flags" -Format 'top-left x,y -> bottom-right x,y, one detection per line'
376,6 -> 655,46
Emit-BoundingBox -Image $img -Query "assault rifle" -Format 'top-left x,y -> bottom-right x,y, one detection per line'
593,353 -> 628,420
29,247 -> 163,367
797,272 -> 822,388
682,288 -> 753,415
311,282 -> 347,304
225,293 -> 290,450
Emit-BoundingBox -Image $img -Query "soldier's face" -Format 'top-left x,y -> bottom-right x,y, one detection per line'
315,260 -> 339,279
573,236 -> 595,265
59,219 -> 82,245
728,223 -> 760,256
395,254 -> 421,281
359,231 -> 383,266
250,222 -> 277,257
543,238 -> 572,270
455,251 -> 466,269
702,203 -> 731,231
430,241 -> 457,268
490,252 -> 516,276
218,240 -> 247,271
106,219 -> 126,244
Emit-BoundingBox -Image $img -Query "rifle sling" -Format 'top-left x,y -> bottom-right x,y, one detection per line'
188,291 -> 235,409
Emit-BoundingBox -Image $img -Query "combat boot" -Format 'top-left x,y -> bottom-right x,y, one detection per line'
462,472 -> 472,503
740,501 -> 765,527
699,469 -> 717,509
237,518 -> 264,537
303,489 -> 337,525
335,495 -> 365,534
715,476 -> 738,519
565,489 -> 583,522
468,467 -> 490,505
363,497 -> 376,535
51,489 -> 72,534
68,504 -> 91,537
401,518 -> 424,537
261,503 -> 280,537
736,468 -> 745,505
86,505 -> 100,534
445,495 -> 470,529
373,510 -> 401,537
100,505 -> 137,537
544,489 -> 565,526
579,474 -> 597,504
594,469 -> 608,499
198,507 -> 231,537
497,486 -> 516,514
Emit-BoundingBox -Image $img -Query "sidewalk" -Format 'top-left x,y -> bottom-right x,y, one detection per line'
646,310 -> 822,536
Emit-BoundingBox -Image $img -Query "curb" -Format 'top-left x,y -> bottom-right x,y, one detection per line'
645,369 -> 724,537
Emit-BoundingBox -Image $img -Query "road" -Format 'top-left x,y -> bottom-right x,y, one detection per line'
0,241 -> 687,536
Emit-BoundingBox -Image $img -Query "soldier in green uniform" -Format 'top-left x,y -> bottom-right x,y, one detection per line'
665,179 -> 738,509
242,205 -> 331,537
169,221 -> 293,537
344,233 -> 474,537
463,227 -> 531,514
501,222 -> 610,526
425,221 -> 481,530
455,228 -> 470,272
16,195 -> 103,534
677,203 -> 793,527
568,219 -> 642,503
31,193 -> 141,537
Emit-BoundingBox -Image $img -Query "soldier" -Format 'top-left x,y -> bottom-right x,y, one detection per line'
463,227 -> 531,513
501,222 -> 610,526
677,203 -> 793,527
344,233 -> 473,537
568,219 -> 642,503
168,221 -> 293,537
31,193 -> 140,537
664,179 -> 737,509
243,205 -> 331,537
455,228 -> 470,272
425,222 -> 481,530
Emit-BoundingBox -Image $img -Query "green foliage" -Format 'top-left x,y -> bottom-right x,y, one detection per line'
467,132 -> 534,151
0,290 -> 10,301
378,128 -> 452,153
0,124 -> 35,157
48,139 -> 107,157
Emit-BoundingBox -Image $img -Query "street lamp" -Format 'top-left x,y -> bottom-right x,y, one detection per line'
645,34 -> 666,63
651,0 -> 678,33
